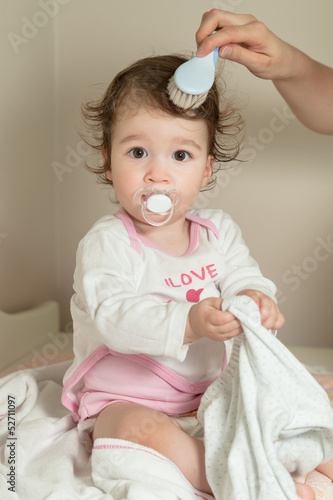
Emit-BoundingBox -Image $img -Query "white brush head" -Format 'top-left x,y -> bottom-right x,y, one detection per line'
168,77 -> 208,109
168,48 -> 219,110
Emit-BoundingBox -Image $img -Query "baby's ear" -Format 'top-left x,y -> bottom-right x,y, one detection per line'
106,168 -> 112,181
202,155 -> 215,187
209,155 -> 216,173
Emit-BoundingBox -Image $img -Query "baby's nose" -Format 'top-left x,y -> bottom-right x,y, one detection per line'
144,162 -> 170,184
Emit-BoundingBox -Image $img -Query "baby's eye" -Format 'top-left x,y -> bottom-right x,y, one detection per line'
128,148 -> 147,159
172,150 -> 191,162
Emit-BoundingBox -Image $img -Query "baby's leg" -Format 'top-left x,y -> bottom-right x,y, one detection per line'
294,482 -> 315,500
93,402 -> 212,495
294,456 -> 333,500
316,457 -> 333,480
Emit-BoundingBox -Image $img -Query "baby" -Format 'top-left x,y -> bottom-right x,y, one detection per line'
62,54 -> 288,496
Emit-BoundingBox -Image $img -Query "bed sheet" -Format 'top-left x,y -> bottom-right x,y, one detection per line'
0,360 -> 332,499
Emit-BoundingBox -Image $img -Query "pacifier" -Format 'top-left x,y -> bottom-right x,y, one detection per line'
134,188 -> 182,227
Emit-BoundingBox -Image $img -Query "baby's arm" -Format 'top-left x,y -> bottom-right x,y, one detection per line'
185,291 -> 284,343
74,225 -> 193,360
183,210 -> 284,343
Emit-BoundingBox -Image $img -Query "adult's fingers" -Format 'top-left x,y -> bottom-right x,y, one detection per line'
197,20 -> 271,58
196,10 -> 257,45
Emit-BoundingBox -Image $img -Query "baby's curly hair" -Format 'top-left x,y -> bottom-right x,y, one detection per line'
82,54 -> 244,191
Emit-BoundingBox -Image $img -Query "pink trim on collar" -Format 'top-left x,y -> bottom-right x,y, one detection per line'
186,212 -> 219,240
115,208 -> 219,256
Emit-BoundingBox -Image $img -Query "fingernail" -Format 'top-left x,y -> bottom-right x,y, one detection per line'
196,46 -> 205,56
221,46 -> 232,59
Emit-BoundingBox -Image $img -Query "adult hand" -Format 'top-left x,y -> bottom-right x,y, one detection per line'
196,10 -> 295,80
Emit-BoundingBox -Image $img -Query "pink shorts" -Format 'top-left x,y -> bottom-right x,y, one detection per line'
78,353 -> 213,420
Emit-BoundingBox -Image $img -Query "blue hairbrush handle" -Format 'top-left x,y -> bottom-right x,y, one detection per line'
212,46 -> 219,66
174,47 -> 220,95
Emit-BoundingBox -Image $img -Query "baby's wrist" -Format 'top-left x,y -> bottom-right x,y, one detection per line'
184,305 -> 200,344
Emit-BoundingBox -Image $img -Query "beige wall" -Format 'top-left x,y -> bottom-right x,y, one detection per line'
1,0 -> 333,347
1,1 -> 56,312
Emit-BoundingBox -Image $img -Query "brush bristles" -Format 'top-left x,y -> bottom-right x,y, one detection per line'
167,76 -> 208,110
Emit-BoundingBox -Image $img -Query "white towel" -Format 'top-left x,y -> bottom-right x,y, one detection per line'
197,295 -> 333,500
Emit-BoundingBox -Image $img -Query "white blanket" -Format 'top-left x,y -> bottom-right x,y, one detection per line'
0,296 -> 333,500
197,295 -> 333,500
0,362 -> 212,500
0,363 -> 96,500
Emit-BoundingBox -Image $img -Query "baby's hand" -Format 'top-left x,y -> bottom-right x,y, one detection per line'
237,289 -> 285,330
185,297 -> 242,343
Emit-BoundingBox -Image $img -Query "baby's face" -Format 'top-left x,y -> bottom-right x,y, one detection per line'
106,105 -> 214,229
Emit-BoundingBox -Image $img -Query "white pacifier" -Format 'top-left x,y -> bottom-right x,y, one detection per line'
134,188 -> 182,227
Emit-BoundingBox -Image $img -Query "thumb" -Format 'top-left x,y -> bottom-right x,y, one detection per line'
208,296 -> 223,310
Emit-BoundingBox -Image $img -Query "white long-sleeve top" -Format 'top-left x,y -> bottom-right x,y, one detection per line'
62,208 -> 277,420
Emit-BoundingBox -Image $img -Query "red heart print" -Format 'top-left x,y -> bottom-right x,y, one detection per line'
186,288 -> 204,303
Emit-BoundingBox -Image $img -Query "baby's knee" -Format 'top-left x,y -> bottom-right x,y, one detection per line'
117,405 -> 171,446
94,402 -> 171,447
